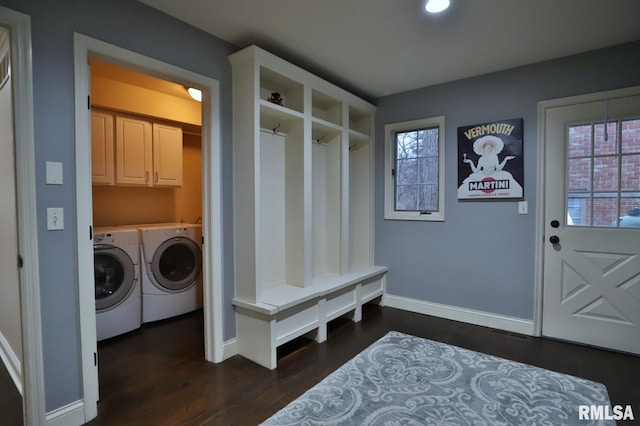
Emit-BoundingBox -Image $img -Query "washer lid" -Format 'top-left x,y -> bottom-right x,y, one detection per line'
150,237 -> 202,291
94,245 -> 136,311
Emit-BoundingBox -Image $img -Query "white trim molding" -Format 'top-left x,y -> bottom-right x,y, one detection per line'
0,331 -> 21,395
385,294 -> 535,336
45,400 -> 85,426
0,5 -> 47,426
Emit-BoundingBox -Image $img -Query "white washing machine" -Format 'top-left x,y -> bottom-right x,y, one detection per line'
138,224 -> 203,323
94,227 -> 142,341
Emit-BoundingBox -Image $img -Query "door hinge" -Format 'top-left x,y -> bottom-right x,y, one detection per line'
391,168 -> 396,177
94,352 -> 97,366
87,95 -> 91,110
17,254 -> 23,269
89,225 -> 93,240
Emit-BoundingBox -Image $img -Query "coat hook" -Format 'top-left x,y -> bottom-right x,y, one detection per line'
349,144 -> 356,152
273,123 -> 281,135
315,135 -> 325,145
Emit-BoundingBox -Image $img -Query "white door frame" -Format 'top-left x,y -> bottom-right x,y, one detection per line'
0,5 -> 46,426
73,33 -> 224,422
534,85 -> 640,337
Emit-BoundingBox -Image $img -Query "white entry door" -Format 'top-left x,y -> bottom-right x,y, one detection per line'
542,88 -> 640,355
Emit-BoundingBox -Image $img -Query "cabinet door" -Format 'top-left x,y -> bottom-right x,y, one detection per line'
115,115 -> 152,186
91,110 -> 114,185
152,123 -> 183,187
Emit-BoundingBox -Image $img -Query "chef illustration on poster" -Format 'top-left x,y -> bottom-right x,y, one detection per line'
457,118 -> 523,200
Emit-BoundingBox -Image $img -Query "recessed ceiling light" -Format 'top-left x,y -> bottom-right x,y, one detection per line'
425,0 -> 450,13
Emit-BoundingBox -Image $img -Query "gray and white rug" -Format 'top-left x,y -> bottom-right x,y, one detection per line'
261,331 -> 614,425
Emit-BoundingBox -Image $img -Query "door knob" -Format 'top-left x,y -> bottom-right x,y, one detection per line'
550,220 -> 560,228
549,235 -> 560,244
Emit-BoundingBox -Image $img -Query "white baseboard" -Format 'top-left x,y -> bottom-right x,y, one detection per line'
0,330 -> 22,395
385,294 -> 535,335
46,400 -> 85,426
223,337 -> 237,360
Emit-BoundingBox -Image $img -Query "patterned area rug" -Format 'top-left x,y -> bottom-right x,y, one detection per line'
261,331 -> 614,425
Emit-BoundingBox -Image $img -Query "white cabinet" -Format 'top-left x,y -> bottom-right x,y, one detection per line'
91,109 -> 115,185
91,109 -> 183,187
230,45 -> 387,369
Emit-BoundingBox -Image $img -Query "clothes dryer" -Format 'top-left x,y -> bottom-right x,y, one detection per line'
138,224 -> 203,322
94,227 -> 142,341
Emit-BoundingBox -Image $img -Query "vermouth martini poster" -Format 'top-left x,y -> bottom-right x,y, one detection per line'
457,118 -> 524,200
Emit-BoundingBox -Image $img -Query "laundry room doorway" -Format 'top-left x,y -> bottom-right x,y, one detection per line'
74,34 -> 224,423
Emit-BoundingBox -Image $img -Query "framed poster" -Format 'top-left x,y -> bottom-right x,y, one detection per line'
457,118 -> 524,200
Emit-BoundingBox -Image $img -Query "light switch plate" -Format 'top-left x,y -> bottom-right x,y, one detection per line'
46,161 -> 63,185
47,208 -> 64,230
518,201 -> 528,215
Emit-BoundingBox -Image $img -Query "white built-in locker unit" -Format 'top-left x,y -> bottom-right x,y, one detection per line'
230,45 -> 387,369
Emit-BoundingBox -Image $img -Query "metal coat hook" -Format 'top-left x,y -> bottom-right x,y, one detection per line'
349,144 -> 356,152
315,135 -> 325,145
273,123 -> 281,135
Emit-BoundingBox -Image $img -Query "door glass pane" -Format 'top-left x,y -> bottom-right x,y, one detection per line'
622,119 -> 640,154
593,156 -> 618,191
566,119 -> 639,228
593,194 -> 617,227
568,124 -> 592,157
568,158 -> 591,191
594,121 -> 618,155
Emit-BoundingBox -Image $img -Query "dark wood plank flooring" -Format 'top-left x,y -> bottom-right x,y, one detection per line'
0,359 -> 22,426
1,305 -> 628,425
84,305 -> 640,425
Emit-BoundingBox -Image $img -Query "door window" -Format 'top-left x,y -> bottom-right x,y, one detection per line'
566,118 -> 640,227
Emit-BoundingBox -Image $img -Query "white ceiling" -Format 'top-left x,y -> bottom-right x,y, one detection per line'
138,0 -> 640,99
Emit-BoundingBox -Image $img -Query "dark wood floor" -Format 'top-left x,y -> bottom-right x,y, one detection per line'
3,305 -> 638,425
0,358 -> 22,426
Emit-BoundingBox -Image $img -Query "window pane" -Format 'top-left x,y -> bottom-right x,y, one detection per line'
418,157 -> 438,184
593,194 -> 618,227
593,156 -> 618,191
594,121 -> 618,155
622,119 -> 640,154
396,185 -> 417,210
396,132 -> 418,159
396,158 -> 416,185
568,124 -> 592,157
568,158 -> 591,191
418,128 -> 439,157
418,184 -> 438,211
621,154 -> 640,190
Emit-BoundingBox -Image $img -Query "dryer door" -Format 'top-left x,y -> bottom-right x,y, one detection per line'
94,245 -> 136,311
150,237 -> 202,292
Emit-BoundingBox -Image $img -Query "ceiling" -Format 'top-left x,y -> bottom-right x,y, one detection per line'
138,0 -> 640,99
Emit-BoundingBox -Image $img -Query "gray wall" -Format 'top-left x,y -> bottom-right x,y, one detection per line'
375,41 -> 640,320
0,0 -> 236,411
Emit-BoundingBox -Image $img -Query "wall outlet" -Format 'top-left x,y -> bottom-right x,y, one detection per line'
47,208 -> 64,230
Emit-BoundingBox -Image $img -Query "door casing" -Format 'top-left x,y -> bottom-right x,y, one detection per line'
74,33 -> 224,423
0,5 -> 46,426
